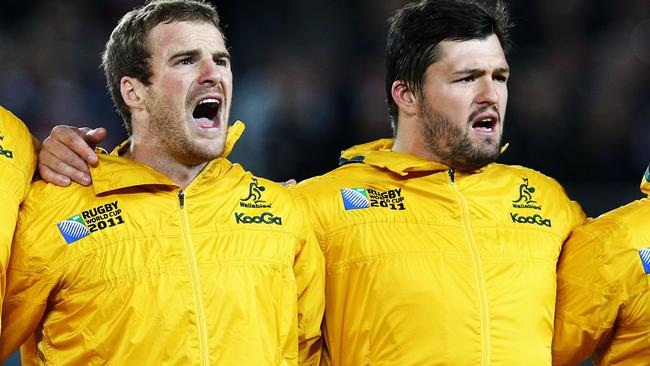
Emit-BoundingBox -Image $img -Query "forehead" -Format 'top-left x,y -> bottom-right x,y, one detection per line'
435,34 -> 508,70
147,21 -> 226,56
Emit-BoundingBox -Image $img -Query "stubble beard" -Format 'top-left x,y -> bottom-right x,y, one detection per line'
147,92 -> 225,166
421,103 -> 501,172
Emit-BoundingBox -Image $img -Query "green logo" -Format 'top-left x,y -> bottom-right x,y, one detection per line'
512,178 -> 541,210
240,177 -> 271,208
510,213 -> 552,227
513,178 -> 536,204
234,212 -> 282,225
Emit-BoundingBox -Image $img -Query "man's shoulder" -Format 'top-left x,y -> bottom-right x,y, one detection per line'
21,181 -> 96,221
231,166 -> 293,199
490,163 -> 560,182
296,163 -> 372,193
586,197 -> 650,240
229,168 -> 308,228
13,182 -> 97,264
0,107 -> 37,175
488,164 -> 584,228
489,163 -> 571,196
563,198 -> 650,292
0,106 -> 31,136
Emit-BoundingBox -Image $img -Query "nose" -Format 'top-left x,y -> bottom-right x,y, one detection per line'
198,58 -> 222,86
477,78 -> 499,105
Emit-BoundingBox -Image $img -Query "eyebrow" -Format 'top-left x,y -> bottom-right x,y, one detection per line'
169,49 -> 231,62
214,51 -> 231,60
453,67 -> 510,75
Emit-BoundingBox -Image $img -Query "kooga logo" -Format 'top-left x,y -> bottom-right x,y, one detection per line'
510,213 -> 552,227
234,212 -> 282,225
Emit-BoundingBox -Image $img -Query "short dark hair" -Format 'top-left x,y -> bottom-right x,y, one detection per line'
101,0 -> 223,134
385,0 -> 513,133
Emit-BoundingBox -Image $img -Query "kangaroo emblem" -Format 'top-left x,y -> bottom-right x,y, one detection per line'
512,178 -> 537,204
241,178 -> 266,203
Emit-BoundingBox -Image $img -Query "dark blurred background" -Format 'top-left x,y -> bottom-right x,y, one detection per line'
1,0 -> 649,218
3,1 -> 647,364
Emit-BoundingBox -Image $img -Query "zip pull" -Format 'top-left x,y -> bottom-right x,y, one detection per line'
448,168 -> 455,183
178,190 -> 185,208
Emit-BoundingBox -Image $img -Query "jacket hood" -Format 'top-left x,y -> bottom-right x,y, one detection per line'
111,120 -> 245,159
338,138 -> 507,176
90,121 -> 245,195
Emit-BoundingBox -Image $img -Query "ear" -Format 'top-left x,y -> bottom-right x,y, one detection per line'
120,76 -> 146,111
391,80 -> 419,117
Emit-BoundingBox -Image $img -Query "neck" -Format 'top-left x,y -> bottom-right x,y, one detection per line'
392,117 -> 441,163
124,137 -> 207,189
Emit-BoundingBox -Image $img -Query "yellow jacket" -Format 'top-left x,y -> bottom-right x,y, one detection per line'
0,122 -> 324,365
0,106 -> 37,328
553,167 -> 650,365
293,139 -> 586,365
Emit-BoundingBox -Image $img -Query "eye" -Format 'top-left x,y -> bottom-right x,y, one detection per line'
457,76 -> 475,83
494,75 -> 508,83
214,58 -> 228,67
176,57 -> 194,66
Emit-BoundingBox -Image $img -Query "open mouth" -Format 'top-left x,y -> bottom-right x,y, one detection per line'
192,98 -> 221,129
471,116 -> 498,135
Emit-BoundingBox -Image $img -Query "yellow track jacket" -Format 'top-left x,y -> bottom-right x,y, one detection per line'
294,139 -> 586,365
0,122 -> 324,365
553,167 -> 650,365
0,106 -> 37,329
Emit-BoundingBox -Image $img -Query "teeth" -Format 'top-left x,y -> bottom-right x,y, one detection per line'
199,98 -> 220,105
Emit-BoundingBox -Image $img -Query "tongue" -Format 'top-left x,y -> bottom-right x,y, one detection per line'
195,117 -> 214,128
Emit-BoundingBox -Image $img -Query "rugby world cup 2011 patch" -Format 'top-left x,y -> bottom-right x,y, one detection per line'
56,201 -> 125,244
57,214 -> 90,244
341,188 -> 370,210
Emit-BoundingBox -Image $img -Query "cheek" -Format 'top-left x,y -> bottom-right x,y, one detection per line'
438,90 -> 472,121
223,71 -> 234,90
498,84 -> 508,102
426,87 -> 467,110
499,88 -> 508,112
158,74 -> 189,94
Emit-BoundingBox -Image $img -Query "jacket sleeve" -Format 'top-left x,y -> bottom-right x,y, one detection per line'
0,201 -> 55,362
552,224 -> 620,366
0,173 -> 22,306
0,111 -> 37,325
293,197 -> 325,365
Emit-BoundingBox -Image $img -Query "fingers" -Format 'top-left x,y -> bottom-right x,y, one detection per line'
39,125 -> 95,186
43,127 -> 92,174
38,148 -> 91,186
85,127 -> 108,145
38,161 -> 71,187
63,127 -> 101,167
79,127 -> 107,166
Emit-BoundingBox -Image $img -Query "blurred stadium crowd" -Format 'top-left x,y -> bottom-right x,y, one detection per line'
0,0 -> 648,217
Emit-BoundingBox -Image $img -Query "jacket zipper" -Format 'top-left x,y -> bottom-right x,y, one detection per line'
178,190 -> 209,365
448,169 -> 490,365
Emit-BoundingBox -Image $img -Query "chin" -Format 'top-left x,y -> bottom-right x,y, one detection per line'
203,147 -> 225,160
